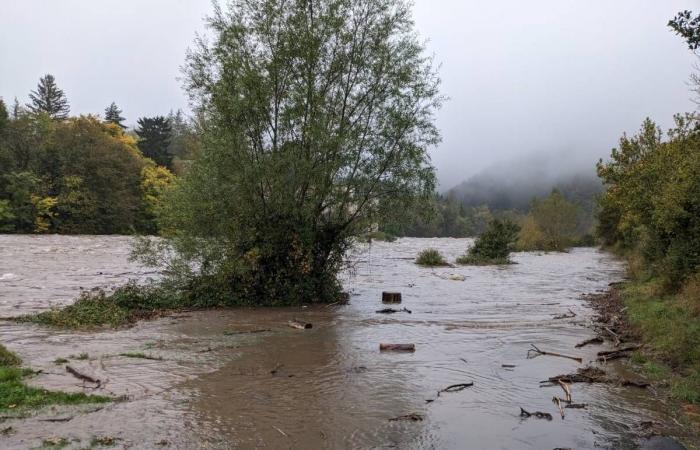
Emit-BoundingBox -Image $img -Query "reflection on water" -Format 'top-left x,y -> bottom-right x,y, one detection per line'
0,235 -> 693,449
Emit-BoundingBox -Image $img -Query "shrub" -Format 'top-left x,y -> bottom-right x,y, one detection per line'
416,248 -> 449,267
457,219 -> 520,265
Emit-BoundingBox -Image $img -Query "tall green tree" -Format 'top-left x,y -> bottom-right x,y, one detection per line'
104,102 -> 126,128
135,116 -> 172,168
26,74 -> 70,120
138,0 -> 442,305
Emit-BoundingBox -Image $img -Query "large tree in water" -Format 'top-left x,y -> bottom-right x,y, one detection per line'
141,0 -> 442,305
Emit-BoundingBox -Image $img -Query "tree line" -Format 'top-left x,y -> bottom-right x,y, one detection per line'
0,74 -> 198,234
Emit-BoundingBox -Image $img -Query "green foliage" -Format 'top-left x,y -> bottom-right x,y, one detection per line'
135,116 -> 172,168
457,218 -> 519,265
358,231 -> 397,243
669,10 -> 700,50
26,74 -> 70,120
136,0 -> 441,306
597,115 -> 700,288
415,248 -> 449,267
516,189 -> 579,251
104,102 -> 126,129
0,99 -> 8,134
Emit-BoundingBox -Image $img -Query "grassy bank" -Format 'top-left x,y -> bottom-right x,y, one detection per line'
621,278 -> 700,404
0,344 -> 110,411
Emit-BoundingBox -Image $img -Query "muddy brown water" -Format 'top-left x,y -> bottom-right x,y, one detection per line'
0,235 -> 695,449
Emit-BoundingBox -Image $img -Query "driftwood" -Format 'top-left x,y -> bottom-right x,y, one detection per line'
519,407 -> 552,420
527,344 -> 583,363
552,396 -> 565,419
66,365 -> 101,388
575,337 -> 603,348
565,403 -> 587,409
379,343 -> 415,352
382,292 -> 402,304
553,309 -> 577,319
542,367 -> 608,384
596,344 -> 641,362
223,329 -> 271,335
389,413 -> 423,422
558,380 -> 572,403
376,307 -> 412,314
501,364 -> 516,368
437,382 -> 473,397
288,320 -> 312,330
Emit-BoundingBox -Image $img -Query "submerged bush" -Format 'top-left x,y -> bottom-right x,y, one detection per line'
416,248 -> 449,267
457,219 -> 520,265
0,344 -> 21,367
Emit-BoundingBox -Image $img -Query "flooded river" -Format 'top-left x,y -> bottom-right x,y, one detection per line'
0,235 -> 694,449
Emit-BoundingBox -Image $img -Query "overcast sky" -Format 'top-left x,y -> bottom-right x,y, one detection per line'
1,0 -> 697,188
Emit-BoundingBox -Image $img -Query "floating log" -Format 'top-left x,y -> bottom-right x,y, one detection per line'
223,328 -> 271,335
379,343 -> 415,352
66,365 -> 101,388
288,320 -> 312,330
565,403 -> 587,409
376,307 -> 412,314
621,379 -> 650,388
575,337 -> 603,348
502,364 -> 516,368
519,407 -> 552,420
527,344 -> 583,363
382,292 -> 402,304
437,382 -> 473,396
558,380 -> 572,403
389,413 -> 423,422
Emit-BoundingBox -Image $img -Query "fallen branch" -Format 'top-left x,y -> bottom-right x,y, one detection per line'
223,329 -> 271,335
66,366 -> 101,388
558,380 -> 572,403
288,320 -> 312,330
553,309 -> 577,319
39,416 -> 74,422
575,337 -> 603,348
596,344 -> 641,362
379,343 -> 415,352
519,407 -> 552,420
565,403 -> 587,409
502,364 -> 516,368
527,344 -> 583,363
542,367 -> 608,384
376,307 -> 412,314
437,382 -> 473,397
389,413 -> 423,422
552,396 -> 565,419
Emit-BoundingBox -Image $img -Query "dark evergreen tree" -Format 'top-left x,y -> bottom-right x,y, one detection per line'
135,116 -> 172,168
26,74 -> 70,120
0,99 -> 9,134
104,102 -> 126,128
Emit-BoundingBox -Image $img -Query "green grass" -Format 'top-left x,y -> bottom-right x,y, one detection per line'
623,280 -> 700,404
415,248 -> 450,267
53,358 -> 69,365
0,344 -> 111,412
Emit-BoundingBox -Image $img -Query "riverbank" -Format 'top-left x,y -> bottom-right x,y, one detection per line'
585,282 -> 700,448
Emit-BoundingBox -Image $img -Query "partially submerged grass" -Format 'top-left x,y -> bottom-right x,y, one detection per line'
119,352 -> 163,361
623,279 -> 700,404
14,282 -> 183,330
415,248 -> 449,267
455,254 -> 512,266
0,344 -> 110,411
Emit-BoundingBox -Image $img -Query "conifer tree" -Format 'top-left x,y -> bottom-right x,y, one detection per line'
135,116 -> 172,168
104,102 -> 126,128
26,74 -> 70,120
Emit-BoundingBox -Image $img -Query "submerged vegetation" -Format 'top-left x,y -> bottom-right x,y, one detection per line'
456,218 -> 519,265
0,344 -> 110,411
415,248 -> 449,267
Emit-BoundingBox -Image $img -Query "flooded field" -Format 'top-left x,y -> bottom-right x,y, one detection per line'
0,235 -> 694,449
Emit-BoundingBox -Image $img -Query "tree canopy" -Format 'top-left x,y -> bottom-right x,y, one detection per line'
104,102 -> 126,128
141,0 -> 442,305
135,116 -> 173,168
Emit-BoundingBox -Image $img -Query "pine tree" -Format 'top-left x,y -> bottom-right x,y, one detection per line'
104,102 -> 126,128
135,116 -> 173,168
26,74 -> 70,120
0,99 -> 9,133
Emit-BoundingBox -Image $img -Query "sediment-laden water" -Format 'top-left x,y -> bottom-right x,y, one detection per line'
0,235 -> 693,449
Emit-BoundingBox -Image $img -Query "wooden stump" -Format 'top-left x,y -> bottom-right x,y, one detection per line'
288,320 -> 312,330
379,343 -> 415,352
382,292 -> 402,304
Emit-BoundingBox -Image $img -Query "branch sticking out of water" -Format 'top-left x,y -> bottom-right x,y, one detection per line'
527,344 -> 583,363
